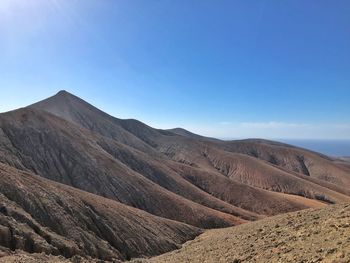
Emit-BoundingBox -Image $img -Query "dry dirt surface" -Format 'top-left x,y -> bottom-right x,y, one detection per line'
0,252 -> 70,263
0,251 -> 107,263
149,203 -> 350,263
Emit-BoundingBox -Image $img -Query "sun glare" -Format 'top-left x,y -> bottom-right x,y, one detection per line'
0,0 -> 14,12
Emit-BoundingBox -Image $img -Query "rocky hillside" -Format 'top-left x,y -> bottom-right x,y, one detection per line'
0,163 -> 202,261
3,203 -> 349,262
148,203 -> 350,263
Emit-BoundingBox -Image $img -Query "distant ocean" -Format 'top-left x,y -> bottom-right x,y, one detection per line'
280,139 -> 350,157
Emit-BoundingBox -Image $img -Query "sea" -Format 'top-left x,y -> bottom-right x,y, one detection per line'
280,139 -> 350,157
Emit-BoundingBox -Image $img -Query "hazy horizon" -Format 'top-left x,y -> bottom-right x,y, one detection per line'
1,1 -> 350,139
218,137 -> 350,156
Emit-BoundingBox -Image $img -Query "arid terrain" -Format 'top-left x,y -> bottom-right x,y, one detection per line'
2,203 -> 350,263
146,203 -> 350,263
0,91 -> 349,262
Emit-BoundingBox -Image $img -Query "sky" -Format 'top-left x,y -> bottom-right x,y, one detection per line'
0,0 -> 349,139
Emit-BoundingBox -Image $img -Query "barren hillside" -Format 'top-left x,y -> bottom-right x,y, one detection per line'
148,203 -> 350,263
0,163 -> 202,261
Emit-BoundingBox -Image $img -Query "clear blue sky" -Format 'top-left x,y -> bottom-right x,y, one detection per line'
0,0 -> 349,139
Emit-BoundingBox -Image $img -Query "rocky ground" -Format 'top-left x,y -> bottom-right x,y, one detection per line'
146,203 -> 350,263
0,252 -> 70,263
0,251 -> 105,263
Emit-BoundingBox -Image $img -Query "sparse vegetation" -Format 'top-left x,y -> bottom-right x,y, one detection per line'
149,204 -> 350,263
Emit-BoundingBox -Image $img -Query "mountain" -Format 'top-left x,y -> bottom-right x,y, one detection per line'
29,90 -> 163,152
1,90 -> 350,261
148,203 -> 350,263
0,108 -> 249,228
219,139 -> 350,188
29,91 -> 350,199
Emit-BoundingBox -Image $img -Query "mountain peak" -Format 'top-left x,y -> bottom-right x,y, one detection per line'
28,90 -> 88,123
57,89 -> 68,95
34,90 -> 82,106
55,89 -> 74,97
57,89 -> 68,94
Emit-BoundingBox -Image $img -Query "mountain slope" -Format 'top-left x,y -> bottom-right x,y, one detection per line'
202,148 -> 350,203
29,90 -> 163,151
219,139 -> 350,188
0,163 -> 201,261
148,203 -> 350,263
0,108 -> 248,228
157,134 -> 350,203
171,163 -> 327,216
